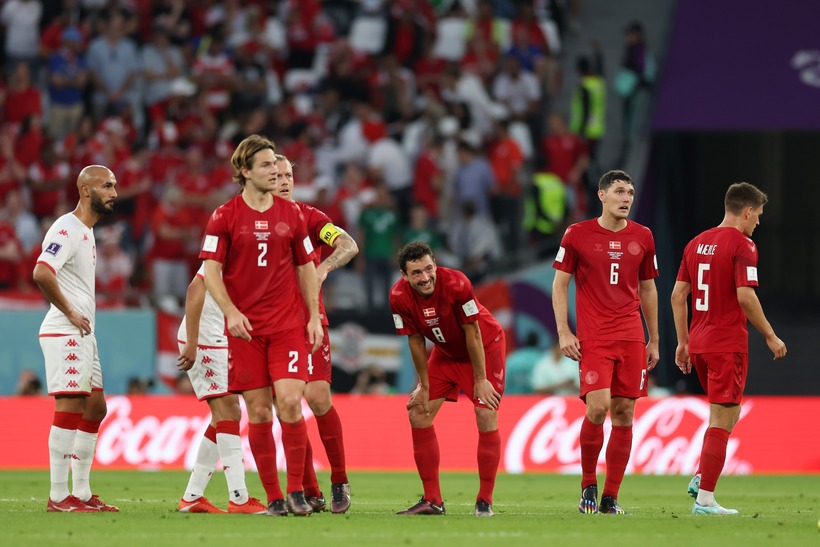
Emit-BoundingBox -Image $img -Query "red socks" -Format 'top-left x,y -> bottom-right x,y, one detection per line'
280,418 -> 308,495
603,425 -> 633,499
699,427 -> 730,492
316,406 -> 348,484
412,426 -> 441,505
476,430 -> 500,504
248,421 -> 282,503
579,417 -> 603,488
53,411 -> 82,430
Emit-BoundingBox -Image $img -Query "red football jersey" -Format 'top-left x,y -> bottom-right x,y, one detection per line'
676,227 -> 759,353
390,267 -> 504,362
199,194 -> 313,335
553,219 -> 658,342
297,202 -> 340,327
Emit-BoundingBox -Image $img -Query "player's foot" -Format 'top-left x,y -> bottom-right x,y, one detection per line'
474,500 -> 494,517
46,495 -> 100,513
330,482 -> 351,514
227,497 -> 267,514
599,496 -> 626,515
83,494 -> 120,512
692,501 -> 739,515
178,496 -> 225,514
396,498 -> 446,515
578,485 -> 598,514
687,474 -> 701,499
286,491 -> 313,516
266,498 -> 288,516
306,493 -> 326,512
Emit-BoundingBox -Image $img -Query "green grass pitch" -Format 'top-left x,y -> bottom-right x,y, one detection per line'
0,471 -> 817,546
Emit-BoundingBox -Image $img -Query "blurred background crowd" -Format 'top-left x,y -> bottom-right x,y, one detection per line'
0,0 -> 658,311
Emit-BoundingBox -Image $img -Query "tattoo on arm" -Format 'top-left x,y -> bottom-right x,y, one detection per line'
322,233 -> 358,273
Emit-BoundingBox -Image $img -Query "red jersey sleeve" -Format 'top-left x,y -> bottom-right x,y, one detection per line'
390,279 -> 420,336
200,204 -> 230,263
448,269 -> 481,325
734,239 -> 759,288
639,226 -> 659,280
553,224 -> 578,273
289,201 -> 313,266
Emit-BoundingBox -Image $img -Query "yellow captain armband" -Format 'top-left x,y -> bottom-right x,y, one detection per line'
319,223 -> 344,247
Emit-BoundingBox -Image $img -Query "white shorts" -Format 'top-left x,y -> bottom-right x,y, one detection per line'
40,333 -> 103,396
178,342 -> 230,401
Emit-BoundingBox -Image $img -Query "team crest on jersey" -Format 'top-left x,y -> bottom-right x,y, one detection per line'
255,220 -> 268,230
45,242 -> 62,256
609,241 -> 621,250
423,308 -> 436,318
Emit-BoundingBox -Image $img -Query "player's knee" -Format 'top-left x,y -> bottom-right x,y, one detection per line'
586,403 -> 609,423
408,407 -> 432,428
306,392 -> 331,415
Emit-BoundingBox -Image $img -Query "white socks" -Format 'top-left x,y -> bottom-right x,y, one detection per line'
49,425 -> 77,502
71,429 -> 97,501
217,432 -> 249,505
183,435 -> 219,502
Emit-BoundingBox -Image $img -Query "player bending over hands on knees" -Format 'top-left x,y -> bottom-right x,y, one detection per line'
390,241 -> 506,517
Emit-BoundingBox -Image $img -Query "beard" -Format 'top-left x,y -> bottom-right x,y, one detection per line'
90,190 -> 114,215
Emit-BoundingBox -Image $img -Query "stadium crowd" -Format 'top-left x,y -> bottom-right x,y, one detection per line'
0,0 -> 643,314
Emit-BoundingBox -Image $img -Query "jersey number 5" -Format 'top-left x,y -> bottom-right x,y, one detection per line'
696,263 -> 709,311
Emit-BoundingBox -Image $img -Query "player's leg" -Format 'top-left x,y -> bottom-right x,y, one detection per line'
74,386 -> 119,511
41,334 -> 98,512
273,394 -> 322,511
305,329 -> 350,513
691,353 -> 744,515
396,396 -> 446,515
228,336 -> 283,514
269,331 -> 312,516
599,340 -> 647,515
470,338 -> 505,516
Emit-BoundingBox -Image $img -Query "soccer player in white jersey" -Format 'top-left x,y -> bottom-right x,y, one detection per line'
176,265 -> 267,514
33,165 -> 120,512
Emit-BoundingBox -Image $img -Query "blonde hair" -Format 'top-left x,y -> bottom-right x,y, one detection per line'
231,135 -> 276,186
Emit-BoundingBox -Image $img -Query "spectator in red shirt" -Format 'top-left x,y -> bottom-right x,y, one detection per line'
3,61 -> 42,126
541,112 -> 589,221
28,141 -> 71,220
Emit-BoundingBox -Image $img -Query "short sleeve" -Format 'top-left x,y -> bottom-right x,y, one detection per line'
37,222 -> 80,274
734,239 -> 759,288
199,206 -> 230,263
450,271 -> 481,325
389,290 -> 419,336
553,226 -> 577,273
291,205 -> 313,266
639,228 -> 659,280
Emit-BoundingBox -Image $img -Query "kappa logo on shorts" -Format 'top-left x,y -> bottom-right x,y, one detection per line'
65,367 -> 79,375
65,353 -> 79,361
202,355 -> 213,365
66,380 -> 79,388
208,383 -> 220,391
65,339 -> 79,347
205,369 -> 215,378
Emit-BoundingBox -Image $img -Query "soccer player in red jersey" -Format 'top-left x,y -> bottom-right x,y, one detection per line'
273,154 -> 359,513
199,135 -> 324,516
671,182 -> 787,515
33,165 -> 120,512
552,169 -> 659,515
390,241 -> 505,517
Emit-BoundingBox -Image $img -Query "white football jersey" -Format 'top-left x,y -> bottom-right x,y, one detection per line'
37,213 -> 97,335
177,263 -> 228,347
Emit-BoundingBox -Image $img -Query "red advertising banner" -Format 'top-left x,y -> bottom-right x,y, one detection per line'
3,395 -> 819,473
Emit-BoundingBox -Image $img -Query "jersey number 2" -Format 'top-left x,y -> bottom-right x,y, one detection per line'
258,243 -> 267,267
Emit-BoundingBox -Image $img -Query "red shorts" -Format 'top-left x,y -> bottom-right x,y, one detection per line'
227,328 -> 310,392
691,352 -> 748,405
579,339 -> 647,400
308,326 -> 331,384
428,333 -> 506,409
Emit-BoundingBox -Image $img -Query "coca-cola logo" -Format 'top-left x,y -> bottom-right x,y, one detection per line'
504,397 -> 752,475
96,396 -> 318,470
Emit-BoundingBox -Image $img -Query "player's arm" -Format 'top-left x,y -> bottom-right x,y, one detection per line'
177,275 -> 206,371
316,224 -> 359,285
737,286 -> 787,360
406,333 -> 431,414
203,259 -> 252,341
462,320 -> 500,410
552,269 -> 581,361
638,278 -> 660,370
296,260 -> 324,352
32,263 -> 91,336
670,280 -> 692,373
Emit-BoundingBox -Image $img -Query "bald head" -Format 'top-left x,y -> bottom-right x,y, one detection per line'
77,164 -> 117,218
